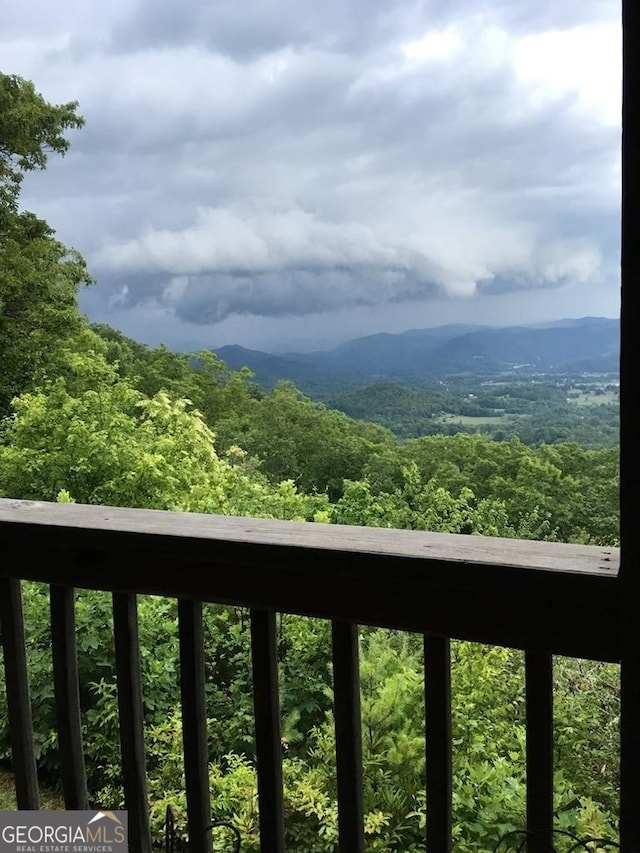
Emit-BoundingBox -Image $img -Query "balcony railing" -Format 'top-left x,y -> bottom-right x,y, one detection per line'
0,498 -> 625,852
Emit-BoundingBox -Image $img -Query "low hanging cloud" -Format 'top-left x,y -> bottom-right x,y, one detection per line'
96,207 -> 401,276
94,199 -> 604,323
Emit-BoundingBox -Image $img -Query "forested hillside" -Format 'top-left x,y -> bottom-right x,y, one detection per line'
0,72 -> 621,851
324,378 -> 619,447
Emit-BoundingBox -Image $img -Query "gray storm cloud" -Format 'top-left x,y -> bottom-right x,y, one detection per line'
5,0 -> 620,336
112,0 -> 614,56
93,201 -> 603,323
86,1 -> 618,324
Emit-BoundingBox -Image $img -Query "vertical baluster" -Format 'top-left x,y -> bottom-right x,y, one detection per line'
525,651 -> 553,853
331,620 -> 365,853
250,608 -> 285,853
424,634 -> 452,853
178,599 -> 211,853
0,577 -> 39,809
112,593 -> 152,853
50,584 -> 88,809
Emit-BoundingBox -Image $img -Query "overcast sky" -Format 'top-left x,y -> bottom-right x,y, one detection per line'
4,0 -> 621,351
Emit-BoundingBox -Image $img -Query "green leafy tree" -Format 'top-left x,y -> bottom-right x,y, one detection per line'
218,382 -> 393,499
0,72 -> 84,211
0,72 -> 91,415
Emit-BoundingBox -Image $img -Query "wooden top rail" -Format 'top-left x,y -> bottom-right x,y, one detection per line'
0,499 -> 620,661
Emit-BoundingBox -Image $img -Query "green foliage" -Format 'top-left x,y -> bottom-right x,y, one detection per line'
359,632 -> 426,847
91,325 -> 260,431
0,353 -> 330,521
326,382 -> 448,436
0,209 -> 93,416
216,382 -> 393,499
554,658 -> 620,814
0,72 -> 91,416
0,72 -> 84,212
394,434 -> 618,545
332,464 -> 514,537
278,616 -> 334,749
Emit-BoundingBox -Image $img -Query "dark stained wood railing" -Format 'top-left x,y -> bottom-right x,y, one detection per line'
332,621 -> 364,853
0,499 -> 626,851
112,592 -> 153,853
524,652 -> 553,853
50,583 -> 88,810
250,608 -> 286,853
178,599 -> 211,853
0,501 -> 620,656
424,634 -> 452,853
0,576 -> 39,810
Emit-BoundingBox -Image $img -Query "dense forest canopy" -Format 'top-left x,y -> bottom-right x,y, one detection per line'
0,72 -> 621,851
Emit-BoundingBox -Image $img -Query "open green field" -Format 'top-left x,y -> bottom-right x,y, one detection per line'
438,413 -> 512,426
569,391 -> 618,406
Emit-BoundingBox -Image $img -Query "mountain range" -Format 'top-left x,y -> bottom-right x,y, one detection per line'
213,317 -> 619,390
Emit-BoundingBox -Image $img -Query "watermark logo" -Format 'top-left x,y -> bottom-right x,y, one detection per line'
0,810 -> 128,852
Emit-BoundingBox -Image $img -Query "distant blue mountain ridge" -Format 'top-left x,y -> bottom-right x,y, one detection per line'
212,317 -> 619,390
